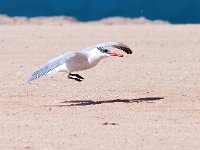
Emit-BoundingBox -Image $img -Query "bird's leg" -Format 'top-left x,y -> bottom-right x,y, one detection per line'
68,73 -> 84,82
68,75 -> 82,82
69,73 -> 84,79
69,76 -> 82,82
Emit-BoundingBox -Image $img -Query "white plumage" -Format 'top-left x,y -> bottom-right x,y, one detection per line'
24,41 -> 132,83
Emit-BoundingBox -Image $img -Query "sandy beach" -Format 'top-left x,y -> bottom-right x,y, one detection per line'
0,19 -> 200,149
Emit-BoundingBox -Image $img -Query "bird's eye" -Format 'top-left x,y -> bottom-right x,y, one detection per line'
104,49 -> 108,53
98,47 -> 109,53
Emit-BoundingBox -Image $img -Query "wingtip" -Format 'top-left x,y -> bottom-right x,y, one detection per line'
113,44 -> 132,55
119,43 -> 132,54
127,48 -> 133,54
22,78 -> 32,85
22,81 -> 28,85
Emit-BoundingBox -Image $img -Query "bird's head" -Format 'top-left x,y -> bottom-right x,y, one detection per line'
97,47 -> 124,57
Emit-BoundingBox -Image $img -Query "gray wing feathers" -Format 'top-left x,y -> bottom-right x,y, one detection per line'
24,52 -> 75,84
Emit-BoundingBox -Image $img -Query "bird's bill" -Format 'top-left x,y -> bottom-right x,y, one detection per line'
108,51 -> 124,57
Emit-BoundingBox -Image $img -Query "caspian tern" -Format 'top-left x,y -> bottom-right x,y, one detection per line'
24,41 -> 132,83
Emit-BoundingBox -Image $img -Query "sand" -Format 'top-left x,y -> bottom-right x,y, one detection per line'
0,21 -> 200,150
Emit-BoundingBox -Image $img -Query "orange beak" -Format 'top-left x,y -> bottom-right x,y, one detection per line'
108,51 -> 124,57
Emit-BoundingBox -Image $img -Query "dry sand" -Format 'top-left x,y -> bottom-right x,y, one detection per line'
0,20 -> 200,150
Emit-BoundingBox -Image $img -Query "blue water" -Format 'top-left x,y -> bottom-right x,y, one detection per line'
0,0 -> 200,24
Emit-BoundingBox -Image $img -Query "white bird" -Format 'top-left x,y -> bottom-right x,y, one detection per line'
24,41 -> 132,83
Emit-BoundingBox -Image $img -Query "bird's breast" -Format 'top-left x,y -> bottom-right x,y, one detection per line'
66,57 -> 102,73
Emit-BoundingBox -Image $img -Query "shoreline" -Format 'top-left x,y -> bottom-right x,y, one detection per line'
0,15 -> 170,25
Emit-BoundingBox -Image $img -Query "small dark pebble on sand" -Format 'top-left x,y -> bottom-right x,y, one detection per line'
102,122 -> 118,125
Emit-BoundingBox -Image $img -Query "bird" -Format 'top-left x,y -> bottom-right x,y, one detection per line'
24,41 -> 132,83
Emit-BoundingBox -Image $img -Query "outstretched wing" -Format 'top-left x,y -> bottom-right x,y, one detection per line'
24,52 -> 78,84
95,42 -> 132,54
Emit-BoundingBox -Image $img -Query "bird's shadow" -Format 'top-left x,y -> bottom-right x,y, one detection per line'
43,97 -> 164,107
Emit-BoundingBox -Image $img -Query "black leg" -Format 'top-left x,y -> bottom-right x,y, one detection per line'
68,73 -> 84,82
69,73 -> 84,79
